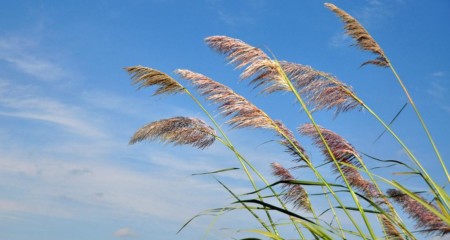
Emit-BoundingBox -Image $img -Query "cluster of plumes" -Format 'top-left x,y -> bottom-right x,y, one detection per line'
271,162 -> 311,211
205,35 -> 362,115
299,124 -> 406,238
129,117 -> 216,149
299,124 -> 378,198
324,3 -> 389,67
387,189 -> 450,236
175,69 -> 309,162
124,66 -> 184,95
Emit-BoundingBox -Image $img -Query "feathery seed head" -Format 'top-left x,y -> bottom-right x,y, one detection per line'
205,36 -> 291,94
176,69 -> 308,162
299,123 -> 360,166
324,3 -> 389,67
129,117 -> 216,149
205,36 -> 270,69
274,121 -> 309,163
205,36 -> 361,114
242,59 -> 291,93
125,66 -> 184,95
271,162 -> 311,211
175,69 -> 273,129
380,215 -> 404,240
299,124 -> 379,197
281,61 -> 362,114
387,189 -> 450,236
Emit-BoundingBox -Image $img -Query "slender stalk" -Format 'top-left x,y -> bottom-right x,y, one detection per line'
386,59 -> 449,183
183,89 -> 278,234
274,61 -> 376,239
184,87 -> 325,238
351,154 -> 416,239
318,73 -> 450,211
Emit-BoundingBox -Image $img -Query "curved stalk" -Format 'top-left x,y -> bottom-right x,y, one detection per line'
385,59 -> 449,183
183,88 -> 278,235
274,60 -> 376,239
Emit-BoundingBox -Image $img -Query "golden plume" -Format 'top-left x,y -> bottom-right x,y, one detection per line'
125,66 -> 184,95
324,3 -> 389,67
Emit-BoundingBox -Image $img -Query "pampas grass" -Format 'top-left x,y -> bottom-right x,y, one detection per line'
125,3 -> 449,239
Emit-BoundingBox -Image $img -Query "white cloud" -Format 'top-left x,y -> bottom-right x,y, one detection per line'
329,33 -> 352,48
206,0 -> 265,26
357,0 -> 394,26
0,81 -> 105,138
0,36 -> 66,81
427,79 -> 450,113
432,71 -> 445,77
114,227 -> 137,238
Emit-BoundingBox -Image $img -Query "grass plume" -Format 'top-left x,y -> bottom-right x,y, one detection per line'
129,117 -> 216,149
324,3 -> 388,67
206,35 -> 362,114
125,4 -> 448,239
271,162 -> 311,211
299,124 -> 378,198
387,189 -> 450,236
175,69 -> 274,130
125,66 -> 184,95
205,35 -> 270,69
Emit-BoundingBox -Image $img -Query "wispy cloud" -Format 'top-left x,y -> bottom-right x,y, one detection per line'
432,71 -> 445,77
329,33 -> 352,48
114,227 -> 137,238
356,0 -> 396,26
0,80 -> 104,138
0,36 -> 66,81
206,0 -> 265,26
427,77 -> 450,113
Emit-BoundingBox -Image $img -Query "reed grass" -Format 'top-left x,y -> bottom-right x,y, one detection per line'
125,2 -> 449,239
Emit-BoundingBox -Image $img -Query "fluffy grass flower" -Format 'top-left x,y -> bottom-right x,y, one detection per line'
324,3 -> 388,67
129,117 -> 216,149
271,162 -> 311,211
175,69 -> 274,129
125,66 -> 184,95
205,35 -> 270,69
387,189 -> 450,236
299,124 -> 378,197
206,36 -> 361,114
176,69 -> 309,162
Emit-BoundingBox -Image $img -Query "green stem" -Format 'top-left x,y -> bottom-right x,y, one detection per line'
319,73 -> 450,212
386,60 -> 449,183
275,61 -> 376,239
183,89 -> 277,234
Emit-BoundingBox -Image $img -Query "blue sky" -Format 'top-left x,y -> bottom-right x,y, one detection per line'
0,0 -> 449,239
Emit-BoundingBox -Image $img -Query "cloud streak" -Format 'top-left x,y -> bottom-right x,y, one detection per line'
0,36 -> 66,81
427,77 -> 450,113
0,80 -> 105,138
114,227 -> 137,238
